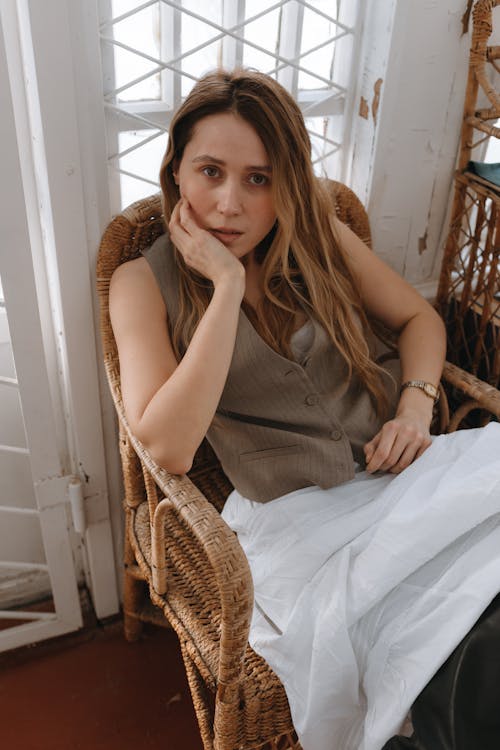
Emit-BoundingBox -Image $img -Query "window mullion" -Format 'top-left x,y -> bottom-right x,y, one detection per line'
222,0 -> 245,69
99,0 -> 121,214
332,0 -> 363,184
160,0 -> 182,110
277,0 -> 304,98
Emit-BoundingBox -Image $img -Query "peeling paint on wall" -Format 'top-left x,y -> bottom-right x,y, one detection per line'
359,96 -> 369,119
349,1 -> 470,288
462,0 -> 474,34
372,78 -> 383,124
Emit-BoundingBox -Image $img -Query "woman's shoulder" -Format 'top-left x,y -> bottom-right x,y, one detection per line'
110,255 -> 155,289
111,231 -> 176,298
110,256 -> 167,322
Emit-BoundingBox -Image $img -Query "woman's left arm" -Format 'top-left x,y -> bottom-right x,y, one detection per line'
334,220 -> 446,474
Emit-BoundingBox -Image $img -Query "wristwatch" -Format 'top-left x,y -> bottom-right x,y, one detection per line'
400,380 -> 439,403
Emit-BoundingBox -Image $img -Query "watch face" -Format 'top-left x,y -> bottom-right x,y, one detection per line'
424,383 -> 436,398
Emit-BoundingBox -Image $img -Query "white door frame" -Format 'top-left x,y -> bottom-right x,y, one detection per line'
0,5 -> 83,651
0,0 -> 119,638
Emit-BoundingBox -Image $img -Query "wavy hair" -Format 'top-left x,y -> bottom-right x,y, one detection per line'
159,68 -> 390,414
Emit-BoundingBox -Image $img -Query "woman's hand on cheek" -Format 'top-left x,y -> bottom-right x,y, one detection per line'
168,199 -> 245,289
364,410 -> 432,475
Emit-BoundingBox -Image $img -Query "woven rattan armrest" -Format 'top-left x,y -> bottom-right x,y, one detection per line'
440,360 -> 500,430
122,413 -> 254,689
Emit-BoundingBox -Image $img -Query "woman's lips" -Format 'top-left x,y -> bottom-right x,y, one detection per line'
209,228 -> 243,244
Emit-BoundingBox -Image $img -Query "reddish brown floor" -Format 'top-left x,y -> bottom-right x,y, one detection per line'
0,620 -> 204,750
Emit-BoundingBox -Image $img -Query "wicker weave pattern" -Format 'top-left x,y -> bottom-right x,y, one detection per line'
436,0 -> 500,389
97,183 -> 500,750
437,175 -> 499,386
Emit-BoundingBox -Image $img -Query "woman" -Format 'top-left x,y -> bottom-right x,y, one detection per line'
110,69 -> 500,750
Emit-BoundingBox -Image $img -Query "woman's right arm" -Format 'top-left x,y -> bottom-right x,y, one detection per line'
109,202 -> 245,474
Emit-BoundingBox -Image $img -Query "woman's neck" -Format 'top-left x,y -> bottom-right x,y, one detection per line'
243,260 -> 308,333
243,251 -> 263,309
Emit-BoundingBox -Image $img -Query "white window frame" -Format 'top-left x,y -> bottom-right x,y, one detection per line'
99,0 -> 366,212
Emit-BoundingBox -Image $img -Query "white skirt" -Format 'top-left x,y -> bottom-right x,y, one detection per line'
221,424 -> 500,750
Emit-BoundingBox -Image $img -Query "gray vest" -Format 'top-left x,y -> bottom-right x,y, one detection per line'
143,233 -> 400,503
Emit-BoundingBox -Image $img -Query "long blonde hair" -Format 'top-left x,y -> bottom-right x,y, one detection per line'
159,69 -> 390,414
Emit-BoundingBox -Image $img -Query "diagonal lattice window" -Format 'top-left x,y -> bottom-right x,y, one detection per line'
99,0 -> 362,209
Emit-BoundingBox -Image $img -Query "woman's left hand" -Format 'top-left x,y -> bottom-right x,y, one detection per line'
364,411 -> 432,474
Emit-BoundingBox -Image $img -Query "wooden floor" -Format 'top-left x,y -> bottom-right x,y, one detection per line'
0,618 -> 203,750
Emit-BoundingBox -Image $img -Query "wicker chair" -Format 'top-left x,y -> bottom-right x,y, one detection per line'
96,182 -> 500,750
436,0 -> 500,388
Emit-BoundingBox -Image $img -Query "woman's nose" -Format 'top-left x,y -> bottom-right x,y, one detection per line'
216,181 -> 242,216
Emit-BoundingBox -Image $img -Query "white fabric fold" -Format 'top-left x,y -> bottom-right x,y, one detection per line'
222,424 -> 500,750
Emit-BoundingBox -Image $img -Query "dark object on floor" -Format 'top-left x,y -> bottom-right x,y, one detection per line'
382,593 -> 500,750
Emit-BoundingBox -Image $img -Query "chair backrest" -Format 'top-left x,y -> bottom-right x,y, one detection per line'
435,0 -> 500,387
96,182 -> 372,507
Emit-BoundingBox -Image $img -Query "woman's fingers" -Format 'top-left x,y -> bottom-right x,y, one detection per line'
168,199 -> 245,286
178,200 -> 198,234
168,199 -> 187,239
388,439 -> 427,474
364,434 -> 379,466
364,417 -> 431,474
365,422 -> 401,473
169,199 -> 207,265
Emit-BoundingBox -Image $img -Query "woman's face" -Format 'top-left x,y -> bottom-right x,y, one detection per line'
173,112 -> 277,261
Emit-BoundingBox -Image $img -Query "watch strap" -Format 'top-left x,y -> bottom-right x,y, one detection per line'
400,379 -> 439,402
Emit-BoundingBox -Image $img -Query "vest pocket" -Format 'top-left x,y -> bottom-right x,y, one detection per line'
239,444 -> 303,463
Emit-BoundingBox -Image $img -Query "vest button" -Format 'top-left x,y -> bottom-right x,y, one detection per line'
305,393 -> 320,406
330,430 -> 342,441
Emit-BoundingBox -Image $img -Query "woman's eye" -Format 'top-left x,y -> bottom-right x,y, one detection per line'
202,166 -> 219,178
248,173 -> 269,186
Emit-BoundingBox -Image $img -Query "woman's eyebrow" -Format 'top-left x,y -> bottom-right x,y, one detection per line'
191,154 -> 272,172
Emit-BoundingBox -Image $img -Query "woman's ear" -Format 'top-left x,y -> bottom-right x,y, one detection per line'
172,159 -> 179,185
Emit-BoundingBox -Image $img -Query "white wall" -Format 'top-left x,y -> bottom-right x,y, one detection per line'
351,0 -> 472,298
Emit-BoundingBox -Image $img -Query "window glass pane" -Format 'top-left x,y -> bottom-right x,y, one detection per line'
484,120 -> 500,161
306,116 -> 340,176
0,275 -> 47,613
301,0 -> 339,18
181,44 -> 222,97
181,1 -> 224,96
182,0 -> 222,18
0,513 -> 49,592
298,3 -> 338,90
117,129 -> 168,207
111,1 -> 161,101
181,2 -> 221,51
0,452 -> 37,512
112,0 -> 144,13
242,5 -> 280,74
0,287 -> 16,382
0,386 -> 26,451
